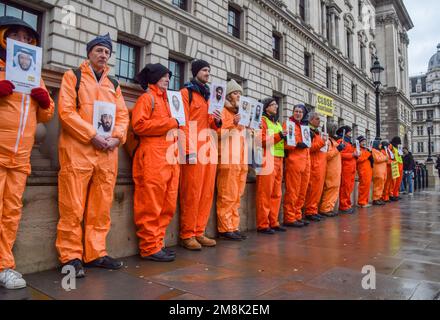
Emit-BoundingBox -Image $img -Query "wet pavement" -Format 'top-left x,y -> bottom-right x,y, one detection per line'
1,189 -> 440,300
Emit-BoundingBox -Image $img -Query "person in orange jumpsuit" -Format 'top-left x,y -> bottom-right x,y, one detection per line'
56,34 -> 129,277
372,140 -> 388,206
381,140 -> 395,202
132,63 -> 180,262
0,16 -> 54,290
304,112 -> 327,222
216,79 -> 248,241
356,136 -> 373,208
337,126 -> 360,214
283,104 -> 311,228
318,123 -> 345,216
179,60 -> 222,250
390,136 -> 404,201
256,98 -> 286,234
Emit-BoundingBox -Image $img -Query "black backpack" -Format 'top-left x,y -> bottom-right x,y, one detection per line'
71,68 -> 119,110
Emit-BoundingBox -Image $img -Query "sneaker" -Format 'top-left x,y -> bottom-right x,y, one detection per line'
0,269 -> 26,290
358,204 -> 372,208
272,226 -> 287,232
219,232 -> 243,241
372,200 -> 382,206
233,230 -> 247,239
284,221 -> 304,228
257,228 -> 275,234
195,235 -> 216,247
142,249 -> 175,262
84,256 -> 123,270
408,193 -> 414,196
62,258 -> 85,278
305,215 -> 321,222
180,237 -> 202,251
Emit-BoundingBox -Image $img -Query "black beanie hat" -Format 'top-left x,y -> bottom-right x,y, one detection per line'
191,59 -> 210,77
262,97 -> 276,111
135,63 -> 172,90
357,135 -> 367,143
336,125 -> 352,137
391,136 -> 402,146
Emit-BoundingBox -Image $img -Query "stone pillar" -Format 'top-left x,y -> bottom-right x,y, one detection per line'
330,13 -> 336,46
426,162 -> 440,188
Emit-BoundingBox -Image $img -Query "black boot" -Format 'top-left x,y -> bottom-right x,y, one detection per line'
219,232 -> 243,241
84,256 -> 123,270
142,249 -> 175,262
62,258 -> 85,278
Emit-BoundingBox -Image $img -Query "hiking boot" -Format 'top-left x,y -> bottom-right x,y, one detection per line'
142,249 -> 175,262
195,235 -> 216,247
84,256 -> 123,270
219,232 -> 243,241
180,237 -> 202,251
257,228 -> 275,234
0,269 -> 26,290
62,258 -> 85,278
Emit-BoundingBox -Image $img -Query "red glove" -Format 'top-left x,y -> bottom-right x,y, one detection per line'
31,87 -> 51,109
0,80 -> 15,97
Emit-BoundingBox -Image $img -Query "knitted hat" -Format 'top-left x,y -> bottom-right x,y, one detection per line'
262,97 -> 277,111
391,136 -> 402,146
87,33 -> 113,57
357,135 -> 367,143
191,59 -> 210,77
226,79 -> 243,96
336,125 -> 352,137
135,63 -> 172,90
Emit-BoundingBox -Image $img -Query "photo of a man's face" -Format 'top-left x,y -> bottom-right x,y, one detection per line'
172,95 -> 180,112
215,86 -> 224,102
242,101 -> 249,112
255,105 -> 261,121
18,52 -> 32,71
99,114 -> 113,132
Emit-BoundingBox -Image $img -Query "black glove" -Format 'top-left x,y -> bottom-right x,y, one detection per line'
369,154 -> 374,167
278,132 -> 285,140
296,142 -> 308,149
337,143 -> 346,152
310,130 -> 316,140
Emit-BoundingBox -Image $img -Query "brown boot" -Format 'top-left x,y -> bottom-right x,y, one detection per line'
195,235 -> 216,247
180,237 -> 202,251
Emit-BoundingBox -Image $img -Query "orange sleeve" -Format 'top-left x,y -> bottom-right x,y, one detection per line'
36,79 -> 55,123
310,133 -> 325,152
58,70 -> 96,144
327,140 -> 339,160
131,93 -> 178,137
357,149 -> 371,164
112,84 -> 129,144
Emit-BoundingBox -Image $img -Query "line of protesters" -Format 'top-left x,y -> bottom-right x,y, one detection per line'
0,19 -> 412,290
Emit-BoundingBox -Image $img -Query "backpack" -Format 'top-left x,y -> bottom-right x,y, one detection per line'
72,68 -> 119,110
124,92 -> 155,158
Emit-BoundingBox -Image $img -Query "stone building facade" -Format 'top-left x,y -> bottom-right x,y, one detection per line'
1,0 -> 412,273
410,44 -> 440,163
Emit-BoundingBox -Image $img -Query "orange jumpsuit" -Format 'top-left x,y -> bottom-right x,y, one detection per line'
132,85 -> 180,257
319,138 -> 341,213
56,61 -> 129,264
382,147 -> 395,201
304,130 -> 326,216
283,119 -> 310,223
391,147 -> 404,198
256,116 -> 284,230
372,149 -> 388,201
338,138 -> 357,211
216,107 -> 248,233
0,60 -> 54,271
179,87 -> 220,240
357,147 -> 373,206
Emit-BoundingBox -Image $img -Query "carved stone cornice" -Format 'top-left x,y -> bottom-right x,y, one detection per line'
376,12 -> 399,27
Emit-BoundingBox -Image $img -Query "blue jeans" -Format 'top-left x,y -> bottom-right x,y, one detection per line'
403,171 -> 414,194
